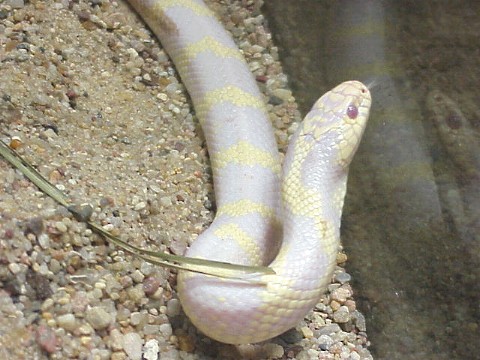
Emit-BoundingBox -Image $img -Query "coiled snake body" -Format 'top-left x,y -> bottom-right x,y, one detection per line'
128,0 -> 371,344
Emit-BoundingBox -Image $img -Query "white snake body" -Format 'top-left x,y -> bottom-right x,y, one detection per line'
128,0 -> 371,344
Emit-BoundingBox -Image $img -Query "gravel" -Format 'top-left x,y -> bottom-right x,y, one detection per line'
0,0 -> 372,358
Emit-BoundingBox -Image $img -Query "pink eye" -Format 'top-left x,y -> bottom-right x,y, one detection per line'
347,104 -> 358,119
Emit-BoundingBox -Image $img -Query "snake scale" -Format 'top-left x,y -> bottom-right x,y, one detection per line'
127,0 -> 371,344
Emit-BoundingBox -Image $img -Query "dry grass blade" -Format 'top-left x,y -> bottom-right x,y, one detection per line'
0,139 -> 274,281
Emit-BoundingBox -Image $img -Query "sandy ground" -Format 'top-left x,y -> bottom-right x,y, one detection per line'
0,0 -> 373,359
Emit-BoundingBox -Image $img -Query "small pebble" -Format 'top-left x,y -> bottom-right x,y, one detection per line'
159,196 -> 172,207
333,306 -> 351,323
123,332 -> 143,360
37,233 -> 50,249
330,300 -> 341,311
300,326 -> 313,339
95,281 -> 107,290
111,351 -> 127,360
131,270 -> 145,283
177,333 -> 195,352
159,323 -> 173,337
143,324 -> 160,335
26,270 -> 53,300
263,343 -> 284,358
109,328 -> 124,351
143,276 -> 161,296
54,221 -> 68,233
49,259 -> 62,273
318,334 -> 334,351
41,298 -> 54,312
268,95 -> 284,106
334,271 -> 352,284
81,336 -> 92,346
331,287 -> 352,303
56,313 -> 76,331
134,201 -> 146,211
349,351 -> 361,360
24,217 -> 44,236
271,88 -> 292,102
336,252 -> 348,264
140,262 -> 154,276
318,323 -> 342,336
127,284 -> 145,303
166,298 -> 181,317
143,339 -> 159,360
130,311 -> 147,326
36,324 -> 57,353
9,136 -> 22,149
78,324 -> 94,335
351,310 -> 367,332
8,262 -> 21,274
345,299 -> 356,311
85,306 -> 112,330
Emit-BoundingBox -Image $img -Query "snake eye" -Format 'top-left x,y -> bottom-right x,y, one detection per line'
346,103 -> 358,119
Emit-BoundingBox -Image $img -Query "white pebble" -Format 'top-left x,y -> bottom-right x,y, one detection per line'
134,201 -> 146,211
123,332 -> 143,360
159,323 -> 172,337
126,47 -> 139,59
156,93 -> 168,102
318,334 -> 334,350
102,224 -> 114,231
143,339 -> 159,360
8,262 -> 21,274
131,270 -> 145,283
38,233 -> 50,249
57,313 -> 77,331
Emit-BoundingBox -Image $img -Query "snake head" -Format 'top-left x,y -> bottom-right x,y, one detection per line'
299,80 -> 372,170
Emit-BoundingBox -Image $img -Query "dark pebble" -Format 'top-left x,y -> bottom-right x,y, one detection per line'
26,269 -> 53,300
143,276 -> 161,296
24,217 -> 44,237
3,228 -> 15,239
279,328 -> 304,344
42,123 -> 59,135
68,204 -> 93,222
16,43 -> 30,51
268,95 -> 284,105
77,11 -> 91,22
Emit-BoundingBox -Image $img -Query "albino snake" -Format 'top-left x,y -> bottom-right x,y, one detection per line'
127,0 -> 372,344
